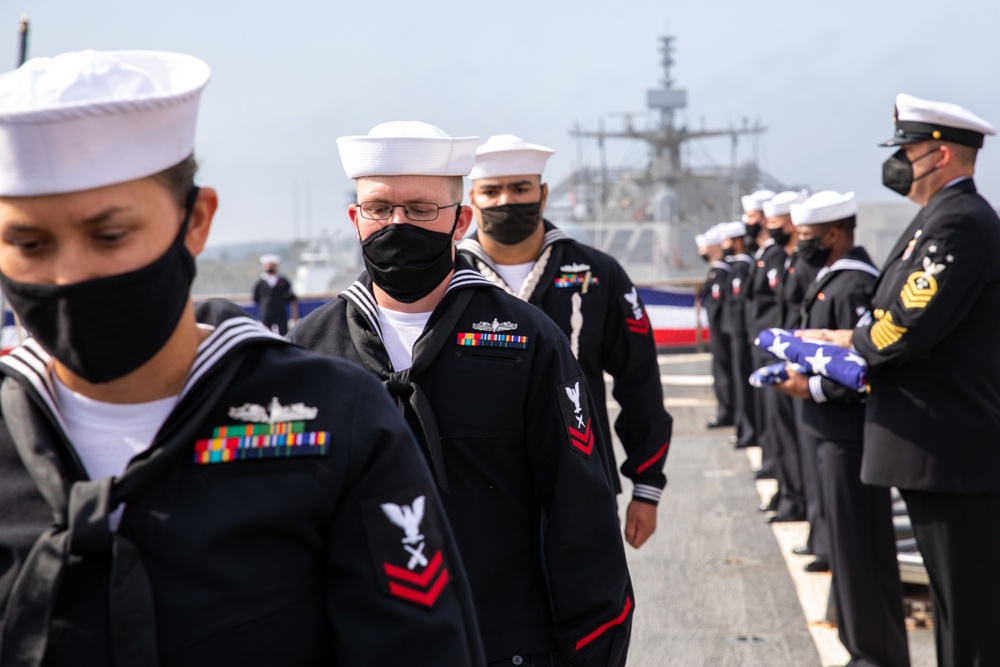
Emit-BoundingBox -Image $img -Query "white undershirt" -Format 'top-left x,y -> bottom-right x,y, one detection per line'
494,261 -> 536,295
377,307 -> 432,372
54,376 -> 178,529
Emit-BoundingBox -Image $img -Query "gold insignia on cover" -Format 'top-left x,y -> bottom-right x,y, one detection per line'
870,311 -> 907,351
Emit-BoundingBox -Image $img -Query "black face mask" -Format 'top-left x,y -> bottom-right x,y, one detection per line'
265,267 -> 277,275
796,237 -> 831,269
721,246 -> 734,258
882,147 -> 940,197
768,227 -> 791,246
745,223 -> 761,239
478,201 -> 542,245
699,253 -> 710,264
361,207 -> 459,303
0,188 -> 200,384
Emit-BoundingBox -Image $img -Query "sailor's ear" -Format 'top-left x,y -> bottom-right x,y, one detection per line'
454,205 -> 473,240
185,187 -> 218,258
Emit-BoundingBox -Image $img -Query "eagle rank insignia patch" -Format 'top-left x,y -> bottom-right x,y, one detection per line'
623,287 -> 650,335
362,489 -> 451,608
558,377 -> 595,457
193,398 -> 328,464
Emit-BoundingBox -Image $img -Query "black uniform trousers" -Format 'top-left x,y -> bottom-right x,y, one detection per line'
819,438 -> 908,666
899,490 -> 1000,667
795,406 -> 829,561
750,350 -> 776,474
728,328 -> 757,449
707,316 -> 733,423
763,378 -> 804,518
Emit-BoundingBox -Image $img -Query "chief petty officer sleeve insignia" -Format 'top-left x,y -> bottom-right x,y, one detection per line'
558,376 -> 595,457
361,489 -> 451,608
623,286 -> 651,335
900,256 -> 946,309
193,398 -> 329,464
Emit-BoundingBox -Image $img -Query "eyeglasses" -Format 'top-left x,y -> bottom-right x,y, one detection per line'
357,201 -> 460,222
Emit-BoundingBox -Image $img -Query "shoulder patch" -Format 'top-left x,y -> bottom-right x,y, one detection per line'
361,488 -> 451,608
557,376 -> 595,457
622,287 -> 651,335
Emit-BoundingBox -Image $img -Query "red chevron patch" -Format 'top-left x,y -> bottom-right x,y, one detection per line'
383,550 -> 449,607
626,316 -> 650,335
568,419 -> 595,456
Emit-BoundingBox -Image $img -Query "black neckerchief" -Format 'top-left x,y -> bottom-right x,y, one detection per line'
0,316 -> 284,667
339,258 -> 496,493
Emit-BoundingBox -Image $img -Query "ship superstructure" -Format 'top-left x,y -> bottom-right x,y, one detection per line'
547,36 -> 796,282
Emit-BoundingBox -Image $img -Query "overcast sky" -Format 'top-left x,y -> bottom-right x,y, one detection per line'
5,0 -> 1000,246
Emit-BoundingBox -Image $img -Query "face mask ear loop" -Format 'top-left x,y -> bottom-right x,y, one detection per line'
178,186 -> 201,239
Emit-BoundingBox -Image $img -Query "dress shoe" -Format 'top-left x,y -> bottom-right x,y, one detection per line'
753,468 -> 776,480
765,511 -> 805,524
803,559 -> 830,573
706,416 -> 734,429
758,493 -> 779,512
791,545 -> 814,556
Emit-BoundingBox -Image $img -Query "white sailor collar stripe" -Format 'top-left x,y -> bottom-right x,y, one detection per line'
457,223 -> 572,279
342,281 -> 382,338
710,261 -> 731,271
826,258 -> 881,278
340,267 -> 496,343
754,238 -> 776,259
181,316 -> 284,396
0,315 -> 282,434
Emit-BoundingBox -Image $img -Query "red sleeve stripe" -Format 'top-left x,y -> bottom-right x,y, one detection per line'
636,442 -> 669,474
574,596 -> 633,651
383,550 -> 444,587
388,569 -> 450,607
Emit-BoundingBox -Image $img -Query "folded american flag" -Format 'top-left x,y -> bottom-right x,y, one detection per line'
754,328 -> 868,391
749,361 -> 808,388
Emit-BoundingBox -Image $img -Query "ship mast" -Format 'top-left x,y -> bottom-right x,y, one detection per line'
572,36 -> 765,190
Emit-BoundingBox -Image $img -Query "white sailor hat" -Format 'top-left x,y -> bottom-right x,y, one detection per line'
260,254 -> 280,265
740,189 -> 776,213
705,226 -> 723,245
0,49 -> 210,197
790,191 -> 857,227
720,221 -> 747,239
337,121 -> 478,179
468,134 -> 555,181
762,190 -> 809,218
882,93 -> 996,149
